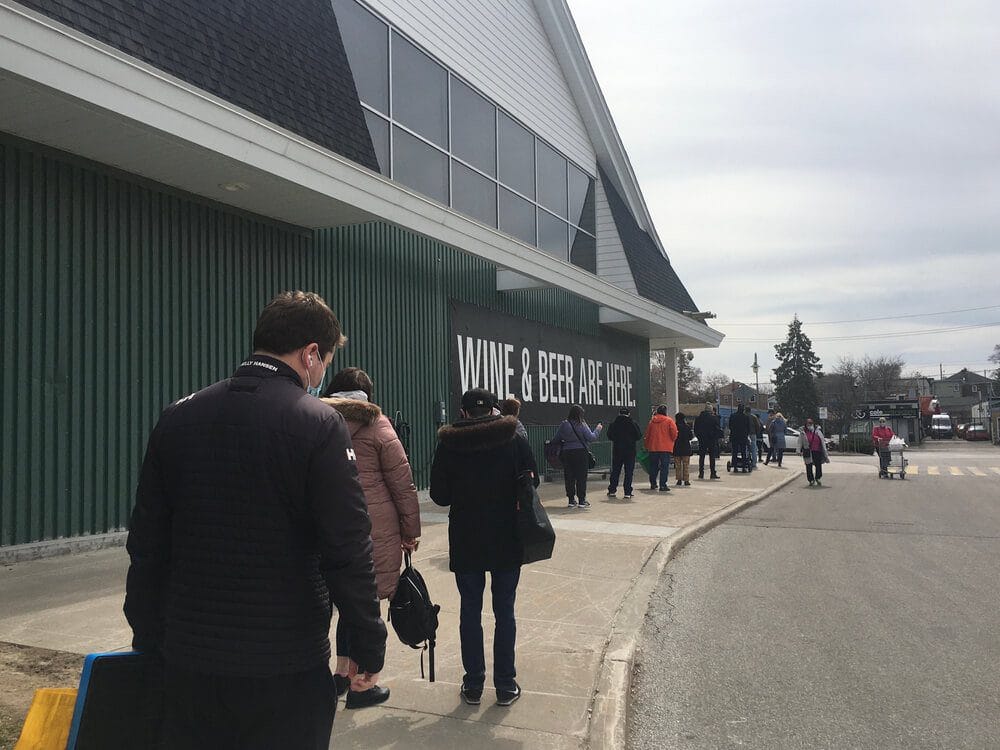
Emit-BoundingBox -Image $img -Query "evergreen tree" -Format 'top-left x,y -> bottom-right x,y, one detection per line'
773,316 -> 822,423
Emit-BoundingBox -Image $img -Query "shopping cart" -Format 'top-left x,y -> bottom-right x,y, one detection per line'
876,436 -> 908,479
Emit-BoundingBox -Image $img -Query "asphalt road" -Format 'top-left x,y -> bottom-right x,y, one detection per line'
627,439 -> 1000,750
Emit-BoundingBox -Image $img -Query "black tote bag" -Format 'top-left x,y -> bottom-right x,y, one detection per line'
515,469 -> 556,564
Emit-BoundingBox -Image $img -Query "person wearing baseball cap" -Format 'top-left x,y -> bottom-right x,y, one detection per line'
430,388 -> 538,707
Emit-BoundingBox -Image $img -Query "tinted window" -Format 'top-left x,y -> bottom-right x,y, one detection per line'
392,127 -> 448,204
452,160 -> 497,227
568,164 -> 595,233
365,111 -> 389,175
570,226 -> 596,273
537,209 -> 568,259
451,78 -> 496,176
536,141 -> 567,218
333,0 -> 389,113
498,113 -> 534,199
499,188 -> 535,245
391,32 -> 448,147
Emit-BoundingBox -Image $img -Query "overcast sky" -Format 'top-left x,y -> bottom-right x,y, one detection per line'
568,0 -> 1000,387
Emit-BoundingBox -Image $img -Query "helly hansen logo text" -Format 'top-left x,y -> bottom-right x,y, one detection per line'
346,448 -> 357,461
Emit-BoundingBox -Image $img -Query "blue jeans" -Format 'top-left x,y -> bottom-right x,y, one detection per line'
455,569 -> 520,691
648,451 -> 671,488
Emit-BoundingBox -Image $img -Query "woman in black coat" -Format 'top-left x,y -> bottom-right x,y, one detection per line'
672,412 -> 694,486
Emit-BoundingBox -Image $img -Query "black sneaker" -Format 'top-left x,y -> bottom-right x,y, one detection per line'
624,493 -> 633,499
659,485 -> 670,492
496,682 -> 521,707
684,481 -> 691,486
461,683 -> 483,705
607,490 -> 616,498
578,499 -> 591,509
345,685 -> 390,709
567,500 -> 578,508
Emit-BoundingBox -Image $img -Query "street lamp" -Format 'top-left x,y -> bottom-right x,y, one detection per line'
751,353 -> 760,399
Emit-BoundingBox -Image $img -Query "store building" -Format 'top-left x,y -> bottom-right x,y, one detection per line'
0,0 -> 722,550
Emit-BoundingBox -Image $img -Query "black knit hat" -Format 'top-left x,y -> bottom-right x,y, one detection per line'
619,407 -> 630,415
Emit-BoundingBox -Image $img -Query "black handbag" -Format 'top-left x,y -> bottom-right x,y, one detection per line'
515,469 -> 556,564
570,422 -> 597,469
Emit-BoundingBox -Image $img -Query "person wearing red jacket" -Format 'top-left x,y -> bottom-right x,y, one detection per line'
872,417 -> 895,477
644,405 -> 678,491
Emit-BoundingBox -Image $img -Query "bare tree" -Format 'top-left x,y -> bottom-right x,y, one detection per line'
649,350 -> 705,406
829,355 -> 905,438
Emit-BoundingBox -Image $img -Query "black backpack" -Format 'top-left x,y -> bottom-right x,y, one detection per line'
388,553 -> 440,681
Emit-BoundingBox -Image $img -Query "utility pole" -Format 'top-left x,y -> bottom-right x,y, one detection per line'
751,353 -> 760,403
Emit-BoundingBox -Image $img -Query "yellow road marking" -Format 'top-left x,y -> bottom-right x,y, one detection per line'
968,467 -> 987,476
991,468 -> 1000,476
927,466 -> 940,475
949,467 -> 964,476
909,465 -> 918,475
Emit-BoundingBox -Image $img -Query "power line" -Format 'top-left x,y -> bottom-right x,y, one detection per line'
718,304 -> 1000,327
725,321 -> 1000,343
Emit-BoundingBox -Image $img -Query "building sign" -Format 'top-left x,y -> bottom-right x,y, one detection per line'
853,401 -> 920,420
449,301 -> 643,425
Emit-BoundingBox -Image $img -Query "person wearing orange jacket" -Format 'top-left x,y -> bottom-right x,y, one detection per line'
644,405 -> 678,492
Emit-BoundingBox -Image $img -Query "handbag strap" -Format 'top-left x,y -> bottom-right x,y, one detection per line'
569,420 -> 590,448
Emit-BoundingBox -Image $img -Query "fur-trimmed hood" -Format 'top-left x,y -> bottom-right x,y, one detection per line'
437,415 -> 519,452
320,396 -> 382,426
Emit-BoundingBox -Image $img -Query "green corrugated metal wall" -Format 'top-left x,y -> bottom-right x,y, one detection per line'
1,135 -> 649,547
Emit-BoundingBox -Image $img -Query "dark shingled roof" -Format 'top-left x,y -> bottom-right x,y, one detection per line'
19,0 -> 378,171
599,166 -> 700,316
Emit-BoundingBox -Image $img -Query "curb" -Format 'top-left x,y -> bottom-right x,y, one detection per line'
0,530 -> 128,565
584,469 -> 803,749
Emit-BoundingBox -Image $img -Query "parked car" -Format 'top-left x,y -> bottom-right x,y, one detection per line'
930,414 -> 954,439
763,426 -> 803,454
965,425 -> 989,441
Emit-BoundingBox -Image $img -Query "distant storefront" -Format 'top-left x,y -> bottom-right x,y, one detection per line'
853,402 -> 922,443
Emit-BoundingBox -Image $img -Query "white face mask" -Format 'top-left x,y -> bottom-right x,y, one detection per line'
304,352 -> 326,397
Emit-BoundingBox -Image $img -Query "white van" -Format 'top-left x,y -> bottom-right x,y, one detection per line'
930,414 -> 953,439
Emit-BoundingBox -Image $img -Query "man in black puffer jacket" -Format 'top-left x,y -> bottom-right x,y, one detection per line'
430,388 -> 538,709
124,291 -> 386,750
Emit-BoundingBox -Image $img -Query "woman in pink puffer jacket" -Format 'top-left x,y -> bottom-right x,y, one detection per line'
321,367 -> 421,710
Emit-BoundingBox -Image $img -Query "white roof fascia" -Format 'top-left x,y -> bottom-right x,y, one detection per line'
534,0 -> 672,262
0,0 -> 722,349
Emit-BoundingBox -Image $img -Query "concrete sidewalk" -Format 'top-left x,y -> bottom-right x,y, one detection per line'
0,464 -> 800,748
